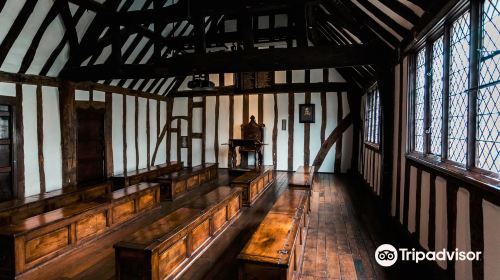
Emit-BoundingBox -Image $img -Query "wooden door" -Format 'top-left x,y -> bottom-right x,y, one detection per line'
0,104 -> 14,202
77,107 -> 105,185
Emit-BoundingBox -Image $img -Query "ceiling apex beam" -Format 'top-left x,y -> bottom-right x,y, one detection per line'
61,44 -> 388,81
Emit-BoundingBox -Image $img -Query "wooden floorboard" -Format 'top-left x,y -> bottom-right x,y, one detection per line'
15,171 -> 439,280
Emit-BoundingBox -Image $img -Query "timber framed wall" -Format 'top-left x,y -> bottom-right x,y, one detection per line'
0,72 -> 169,198
169,68 -> 355,172
357,49 -> 500,280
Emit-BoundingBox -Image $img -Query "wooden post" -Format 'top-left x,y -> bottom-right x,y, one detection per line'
59,81 -> 77,187
105,92 -> 114,177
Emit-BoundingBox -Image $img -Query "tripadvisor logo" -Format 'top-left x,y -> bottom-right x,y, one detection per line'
374,244 -> 482,267
375,244 -> 398,267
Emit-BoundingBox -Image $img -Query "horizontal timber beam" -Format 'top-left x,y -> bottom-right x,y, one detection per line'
170,82 -> 349,98
61,45 -> 385,81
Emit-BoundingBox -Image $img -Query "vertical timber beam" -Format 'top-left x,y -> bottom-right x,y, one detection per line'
105,92 -> 113,177
375,62 -> 395,211
60,81 -> 77,186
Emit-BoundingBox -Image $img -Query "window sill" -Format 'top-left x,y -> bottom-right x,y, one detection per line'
406,153 -> 500,195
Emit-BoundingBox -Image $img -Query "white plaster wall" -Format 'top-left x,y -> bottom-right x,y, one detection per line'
205,97 -> 216,163
0,82 -> 16,97
22,85 -> 40,196
419,171 -> 430,250
276,94 -> 289,170
112,93 -> 124,174
319,92 -> 338,172
137,98 -> 147,169
435,176 -> 448,269
262,94 -> 274,166
455,188 -> 472,280
408,166 -> 418,233
125,96 -> 136,172
218,96 -> 229,168
483,200 -> 500,280
149,99 -> 157,166
309,93 -> 322,166
156,101 -> 167,165
292,92 -> 305,170
41,86 -> 62,192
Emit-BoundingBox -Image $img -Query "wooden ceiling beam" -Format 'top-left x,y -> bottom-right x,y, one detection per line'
61,45 -> 385,81
356,0 -> 409,37
170,82 -> 349,97
114,0 -> 315,25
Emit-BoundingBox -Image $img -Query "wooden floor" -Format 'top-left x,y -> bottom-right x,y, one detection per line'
17,171 -> 435,280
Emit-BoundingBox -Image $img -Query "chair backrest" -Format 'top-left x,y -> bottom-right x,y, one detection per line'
241,115 -> 265,142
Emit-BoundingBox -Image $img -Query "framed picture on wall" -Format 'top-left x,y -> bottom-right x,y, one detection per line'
299,104 -> 315,123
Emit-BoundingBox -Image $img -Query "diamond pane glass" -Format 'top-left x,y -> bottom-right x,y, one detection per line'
477,0 -> 500,173
414,48 -> 426,152
364,86 -> 380,145
431,36 -> 444,156
448,12 -> 470,164
374,89 -> 380,144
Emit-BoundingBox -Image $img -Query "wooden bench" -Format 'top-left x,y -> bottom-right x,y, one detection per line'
0,182 -> 161,278
114,186 -> 243,280
153,163 -> 218,200
238,189 -> 310,280
111,161 -> 183,189
288,165 -> 316,189
0,181 -> 112,226
231,166 -> 274,207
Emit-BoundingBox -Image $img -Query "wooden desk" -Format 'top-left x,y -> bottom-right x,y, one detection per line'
288,165 -> 316,190
115,186 -> 242,280
238,189 -> 310,280
0,183 -> 160,278
154,163 -> 218,200
0,182 -> 112,225
111,161 -> 183,189
231,166 -> 274,206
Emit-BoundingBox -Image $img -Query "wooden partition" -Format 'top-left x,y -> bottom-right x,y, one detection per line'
0,182 -> 160,278
154,163 -> 218,200
111,161 -> 183,189
0,182 -> 112,225
238,189 -> 310,280
231,166 -> 274,206
114,186 -> 243,280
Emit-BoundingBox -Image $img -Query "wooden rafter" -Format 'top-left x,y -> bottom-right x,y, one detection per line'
61,45 -> 385,81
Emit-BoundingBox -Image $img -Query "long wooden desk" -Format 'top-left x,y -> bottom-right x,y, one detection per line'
114,186 -> 242,280
288,165 -> 316,189
238,189 -> 310,280
0,182 -> 160,279
111,161 -> 183,189
153,163 -> 218,200
231,166 -> 274,206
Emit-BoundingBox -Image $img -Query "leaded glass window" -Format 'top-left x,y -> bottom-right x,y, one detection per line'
448,12 -> 470,165
364,85 -> 380,145
431,36 -> 445,156
477,0 -> 500,173
414,48 -> 426,152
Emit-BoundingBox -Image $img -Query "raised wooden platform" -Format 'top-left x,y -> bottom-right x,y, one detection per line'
0,182 -> 160,279
114,186 -> 242,280
238,189 -> 310,280
111,161 -> 183,189
154,163 -> 218,200
231,166 -> 274,207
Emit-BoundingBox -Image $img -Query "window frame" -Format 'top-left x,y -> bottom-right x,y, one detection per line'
364,84 -> 381,148
409,0 -> 499,181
